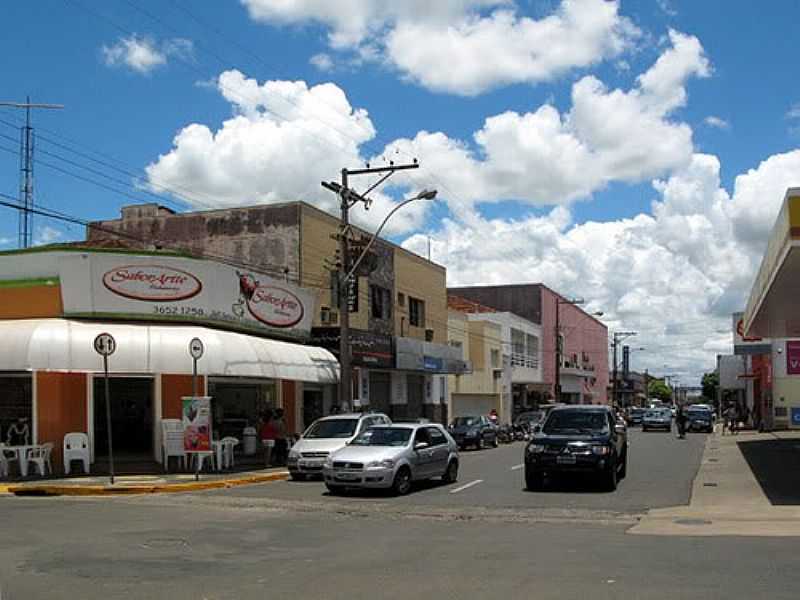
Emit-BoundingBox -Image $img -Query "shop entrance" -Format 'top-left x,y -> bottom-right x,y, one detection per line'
0,373 -> 33,443
208,378 -> 278,440
303,386 -> 324,430
93,377 -> 154,461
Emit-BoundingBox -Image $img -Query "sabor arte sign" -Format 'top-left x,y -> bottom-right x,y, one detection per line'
58,252 -> 315,338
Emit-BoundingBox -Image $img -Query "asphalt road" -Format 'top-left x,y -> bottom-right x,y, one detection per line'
2,489 -> 800,600
209,427 -> 708,514
3,426 -> 771,600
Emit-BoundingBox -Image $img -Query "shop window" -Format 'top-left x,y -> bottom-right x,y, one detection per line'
397,292 -> 405,307
490,349 -> 500,369
0,374 -> 32,444
370,285 -> 392,320
409,297 -> 425,327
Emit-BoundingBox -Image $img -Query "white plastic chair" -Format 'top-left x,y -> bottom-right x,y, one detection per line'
161,419 -> 187,472
220,437 -> 240,469
193,451 -> 216,472
63,432 -> 90,475
0,447 -> 9,479
27,443 -> 53,477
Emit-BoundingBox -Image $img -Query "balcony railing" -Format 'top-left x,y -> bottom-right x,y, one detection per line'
510,353 -> 539,369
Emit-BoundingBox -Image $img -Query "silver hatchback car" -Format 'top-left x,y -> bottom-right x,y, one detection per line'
323,423 -> 459,495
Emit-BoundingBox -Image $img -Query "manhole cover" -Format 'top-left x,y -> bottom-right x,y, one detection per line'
707,458 -> 719,462
703,482 -> 718,487
674,518 -> 712,526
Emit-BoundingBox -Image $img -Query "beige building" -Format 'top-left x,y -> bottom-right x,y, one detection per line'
447,311 -> 509,423
87,201 -> 463,425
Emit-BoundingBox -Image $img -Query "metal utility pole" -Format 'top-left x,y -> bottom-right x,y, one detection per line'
322,160 -> 421,408
0,97 -> 63,248
611,331 -> 636,408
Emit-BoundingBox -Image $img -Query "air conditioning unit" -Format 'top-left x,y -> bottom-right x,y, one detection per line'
320,307 -> 339,325
425,328 -> 434,342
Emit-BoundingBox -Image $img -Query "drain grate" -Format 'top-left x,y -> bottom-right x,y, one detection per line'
707,458 -> 719,462
674,518 -> 712,526
703,482 -> 718,487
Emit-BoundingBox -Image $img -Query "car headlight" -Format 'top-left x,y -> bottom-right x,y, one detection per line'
366,459 -> 395,469
323,457 -> 333,469
527,444 -> 545,454
592,445 -> 611,456
288,449 -> 300,459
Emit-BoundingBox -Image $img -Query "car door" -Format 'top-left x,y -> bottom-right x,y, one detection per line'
411,427 -> 433,479
426,426 -> 449,476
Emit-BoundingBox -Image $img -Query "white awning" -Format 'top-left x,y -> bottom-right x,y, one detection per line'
0,318 -> 339,384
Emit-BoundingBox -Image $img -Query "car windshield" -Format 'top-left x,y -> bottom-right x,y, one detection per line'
452,417 -> 479,427
349,427 -> 413,447
631,408 -> 645,415
304,418 -> 358,439
646,410 -> 670,418
543,410 -> 609,434
689,409 -> 710,417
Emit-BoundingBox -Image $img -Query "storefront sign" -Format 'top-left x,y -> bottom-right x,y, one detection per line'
182,396 -> 212,452
103,265 -> 202,302
246,285 -> 304,327
787,341 -> 800,375
311,328 -> 394,368
56,252 -> 315,338
423,356 -> 443,371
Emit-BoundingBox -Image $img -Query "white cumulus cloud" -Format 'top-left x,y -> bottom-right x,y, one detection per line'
242,0 -> 640,95
102,35 -> 194,75
704,116 -> 730,129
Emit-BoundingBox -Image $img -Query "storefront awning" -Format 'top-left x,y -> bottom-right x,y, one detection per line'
0,319 -> 339,383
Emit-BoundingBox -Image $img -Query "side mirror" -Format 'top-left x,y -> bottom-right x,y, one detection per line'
414,442 -> 429,451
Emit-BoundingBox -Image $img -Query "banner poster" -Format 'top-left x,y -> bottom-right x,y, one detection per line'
182,396 -> 212,452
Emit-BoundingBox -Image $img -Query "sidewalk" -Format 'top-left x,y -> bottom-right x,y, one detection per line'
630,428 -> 800,536
0,467 -> 289,496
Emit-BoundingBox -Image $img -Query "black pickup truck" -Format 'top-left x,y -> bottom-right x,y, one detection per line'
524,405 -> 628,491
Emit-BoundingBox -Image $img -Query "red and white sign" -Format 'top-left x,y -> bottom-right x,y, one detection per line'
787,341 -> 800,375
103,265 -> 202,302
247,285 -> 304,328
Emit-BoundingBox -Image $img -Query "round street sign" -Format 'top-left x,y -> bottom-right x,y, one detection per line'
93,332 -> 117,357
189,337 -> 204,360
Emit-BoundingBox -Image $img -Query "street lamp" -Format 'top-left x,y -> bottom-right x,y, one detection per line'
344,189 -> 437,282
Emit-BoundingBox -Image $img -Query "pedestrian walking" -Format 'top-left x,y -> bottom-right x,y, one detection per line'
260,409 -> 277,467
675,405 -> 687,439
273,408 -> 288,466
724,404 -> 737,436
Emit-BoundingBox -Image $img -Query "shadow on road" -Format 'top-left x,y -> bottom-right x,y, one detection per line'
525,474 -> 612,495
324,478 -> 451,499
738,437 -> 800,506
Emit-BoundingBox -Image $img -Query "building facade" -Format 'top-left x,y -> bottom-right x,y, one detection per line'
0,247 -> 339,472
447,284 -> 608,405
88,202 -> 465,425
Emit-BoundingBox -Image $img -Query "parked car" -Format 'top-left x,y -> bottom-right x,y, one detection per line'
287,412 -> 391,480
448,415 -> 498,450
626,407 -> 645,426
323,423 -> 459,495
642,408 -> 672,432
687,406 -> 714,433
524,405 -> 627,491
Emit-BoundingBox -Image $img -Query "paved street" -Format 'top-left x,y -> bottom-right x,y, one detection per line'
4,428 -> 790,600
209,428 -> 707,514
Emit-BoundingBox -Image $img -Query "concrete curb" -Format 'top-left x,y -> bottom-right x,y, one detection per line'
5,471 -> 289,497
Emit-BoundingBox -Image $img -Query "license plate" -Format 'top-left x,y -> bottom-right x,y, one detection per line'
300,459 -> 323,467
557,455 -> 576,465
336,472 -> 359,481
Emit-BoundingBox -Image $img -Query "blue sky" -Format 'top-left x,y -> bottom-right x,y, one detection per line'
1,0 -> 799,382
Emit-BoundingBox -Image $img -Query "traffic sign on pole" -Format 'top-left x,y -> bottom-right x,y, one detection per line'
93,332 -> 117,485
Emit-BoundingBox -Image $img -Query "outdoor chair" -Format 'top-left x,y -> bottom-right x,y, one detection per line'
27,442 -> 53,477
161,419 -> 187,472
63,432 -> 90,475
220,437 -> 240,469
0,443 -> 19,478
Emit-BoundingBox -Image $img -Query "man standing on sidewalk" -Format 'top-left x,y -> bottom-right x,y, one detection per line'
675,404 -> 687,439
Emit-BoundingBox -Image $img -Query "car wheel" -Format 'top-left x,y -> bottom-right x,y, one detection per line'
603,458 -> 618,492
442,459 -> 459,484
525,467 -> 544,491
618,446 -> 628,479
477,436 -> 485,450
392,466 -> 413,496
492,435 -> 499,448
290,472 -> 306,482
325,484 -> 344,495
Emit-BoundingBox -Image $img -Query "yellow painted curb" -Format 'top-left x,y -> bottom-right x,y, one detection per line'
7,471 -> 289,497
0,484 -> 12,495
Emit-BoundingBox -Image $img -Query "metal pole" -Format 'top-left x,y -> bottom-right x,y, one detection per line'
103,354 -> 115,485
192,357 -> 198,397
339,168 -> 351,409
554,300 -> 560,403
612,335 -> 618,410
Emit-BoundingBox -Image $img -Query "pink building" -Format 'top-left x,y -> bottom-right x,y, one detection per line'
447,284 -> 609,405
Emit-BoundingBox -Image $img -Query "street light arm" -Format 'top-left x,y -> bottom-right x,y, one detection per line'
344,191 -> 435,281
